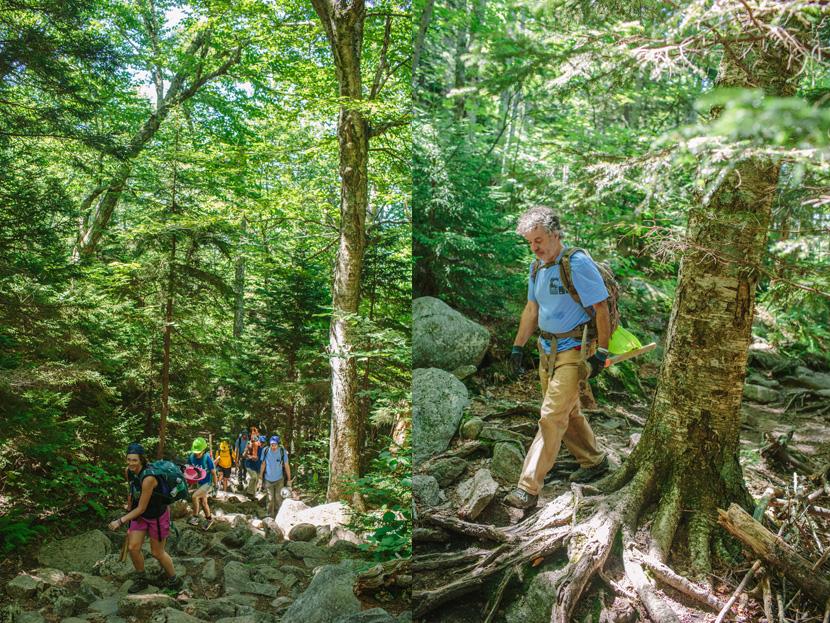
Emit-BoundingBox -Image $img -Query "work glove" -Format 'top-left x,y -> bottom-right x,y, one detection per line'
509,346 -> 524,376
587,349 -> 609,379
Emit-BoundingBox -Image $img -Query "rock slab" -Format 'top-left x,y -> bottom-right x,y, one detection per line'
36,530 -> 112,573
413,367 -> 469,463
281,560 -> 361,623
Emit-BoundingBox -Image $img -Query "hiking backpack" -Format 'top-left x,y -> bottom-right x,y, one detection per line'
141,460 -> 190,505
531,247 -> 621,336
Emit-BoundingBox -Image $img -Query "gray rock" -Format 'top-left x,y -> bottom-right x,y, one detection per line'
743,383 -> 780,404
175,529 -> 206,556
89,597 -> 121,616
412,475 -> 440,509
184,598 -> 253,620
93,554 -> 159,581
282,560 -> 361,623
14,612 -> 45,623
240,534 -> 278,561
457,469 -> 498,521
288,523 -> 317,542
479,426 -> 528,446
459,417 -> 484,440
451,365 -> 478,380
60,618 -> 87,623
396,613 -> 412,623
285,540 -> 327,561
491,443 -> 525,485
271,597 -> 292,611
201,559 -> 217,582
412,297 -> 490,371
222,561 -> 278,598
222,526 -> 251,548
506,568 -> 565,623
334,608 -> 397,623
328,526 -> 362,548
77,573 -> 116,598
7,573 -> 46,598
428,457 -> 468,487
315,525 -> 332,543
117,594 -> 180,617
37,530 -> 112,573
52,595 -> 78,618
251,565 -> 283,584
746,372 -> 780,389
791,366 -> 830,391
150,608 -> 206,623
413,368 -> 469,463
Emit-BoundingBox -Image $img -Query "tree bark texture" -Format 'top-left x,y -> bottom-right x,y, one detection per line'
615,36 -> 802,570
310,0 -> 369,505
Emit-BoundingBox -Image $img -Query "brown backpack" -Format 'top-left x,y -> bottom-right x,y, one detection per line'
531,247 -> 621,336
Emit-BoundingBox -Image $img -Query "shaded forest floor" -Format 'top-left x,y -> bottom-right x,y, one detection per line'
416,360 -> 830,623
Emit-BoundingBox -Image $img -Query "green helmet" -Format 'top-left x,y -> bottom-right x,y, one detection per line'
191,437 -> 208,453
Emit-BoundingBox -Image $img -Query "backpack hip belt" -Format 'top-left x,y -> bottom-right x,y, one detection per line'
539,323 -> 593,342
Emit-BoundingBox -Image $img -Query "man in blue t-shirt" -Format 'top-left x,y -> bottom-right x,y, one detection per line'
258,435 -> 293,518
505,206 -> 611,510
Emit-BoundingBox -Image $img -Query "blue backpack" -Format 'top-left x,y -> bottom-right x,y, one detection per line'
141,460 -> 190,504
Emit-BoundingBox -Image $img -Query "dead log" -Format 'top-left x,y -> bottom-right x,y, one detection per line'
717,503 -> 830,607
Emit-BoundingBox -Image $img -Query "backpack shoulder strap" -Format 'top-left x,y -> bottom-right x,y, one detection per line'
559,247 -> 589,308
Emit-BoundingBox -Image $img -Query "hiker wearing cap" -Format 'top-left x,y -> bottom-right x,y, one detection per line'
504,206 -> 611,510
233,431 -> 248,488
108,443 -> 183,593
244,434 -> 264,496
259,435 -> 292,518
187,437 -> 217,529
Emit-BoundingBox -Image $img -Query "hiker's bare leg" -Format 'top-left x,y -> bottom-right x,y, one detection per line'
202,496 -> 212,518
127,530 -> 146,571
149,537 -> 175,577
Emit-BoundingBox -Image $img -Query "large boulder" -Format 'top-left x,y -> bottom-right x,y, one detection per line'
281,560 -> 361,623
37,530 -> 112,573
413,297 -> 490,371
275,500 -> 351,536
288,523 -> 317,542
457,469 -> 498,521
413,368 -> 469,463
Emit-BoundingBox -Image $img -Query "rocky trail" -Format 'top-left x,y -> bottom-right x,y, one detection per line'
1,492 -> 411,623
413,340 -> 830,623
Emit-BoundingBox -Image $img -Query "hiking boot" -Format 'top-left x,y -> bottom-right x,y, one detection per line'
187,516 -> 200,527
127,572 -> 149,594
569,456 -> 610,483
164,575 -> 183,592
202,517 -> 214,531
504,488 -> 538,509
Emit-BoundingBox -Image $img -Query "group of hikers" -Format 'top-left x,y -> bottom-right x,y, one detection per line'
106,426 -> 292,594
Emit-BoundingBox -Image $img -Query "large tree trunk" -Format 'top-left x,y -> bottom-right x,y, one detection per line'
616,38 -> 802,573
310,0 -> 369,507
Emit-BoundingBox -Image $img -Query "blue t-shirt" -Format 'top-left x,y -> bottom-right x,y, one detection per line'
262,446 -> 288,482
188,452 -> 215,486
528,247 -> 609,354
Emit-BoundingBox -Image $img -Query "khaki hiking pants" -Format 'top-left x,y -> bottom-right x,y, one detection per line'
264,478 -> 284,518
518,345 -> 605,496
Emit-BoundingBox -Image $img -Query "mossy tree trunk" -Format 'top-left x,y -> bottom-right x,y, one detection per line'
608,37 -> 801,573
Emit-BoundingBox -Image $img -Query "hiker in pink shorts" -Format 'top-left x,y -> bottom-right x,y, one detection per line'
107,443 -> 183,594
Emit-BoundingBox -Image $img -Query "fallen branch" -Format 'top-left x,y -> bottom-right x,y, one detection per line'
422,513 -> 511,543
483,566 -> 515,623
718,504 -> 830,607
714,559 -> 761,623
640,554 -> 726,611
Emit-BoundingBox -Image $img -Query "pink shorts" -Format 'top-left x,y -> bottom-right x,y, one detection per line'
129,508 -> 171,541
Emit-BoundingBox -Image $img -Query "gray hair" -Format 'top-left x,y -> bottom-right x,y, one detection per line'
515,206 -> 562,236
